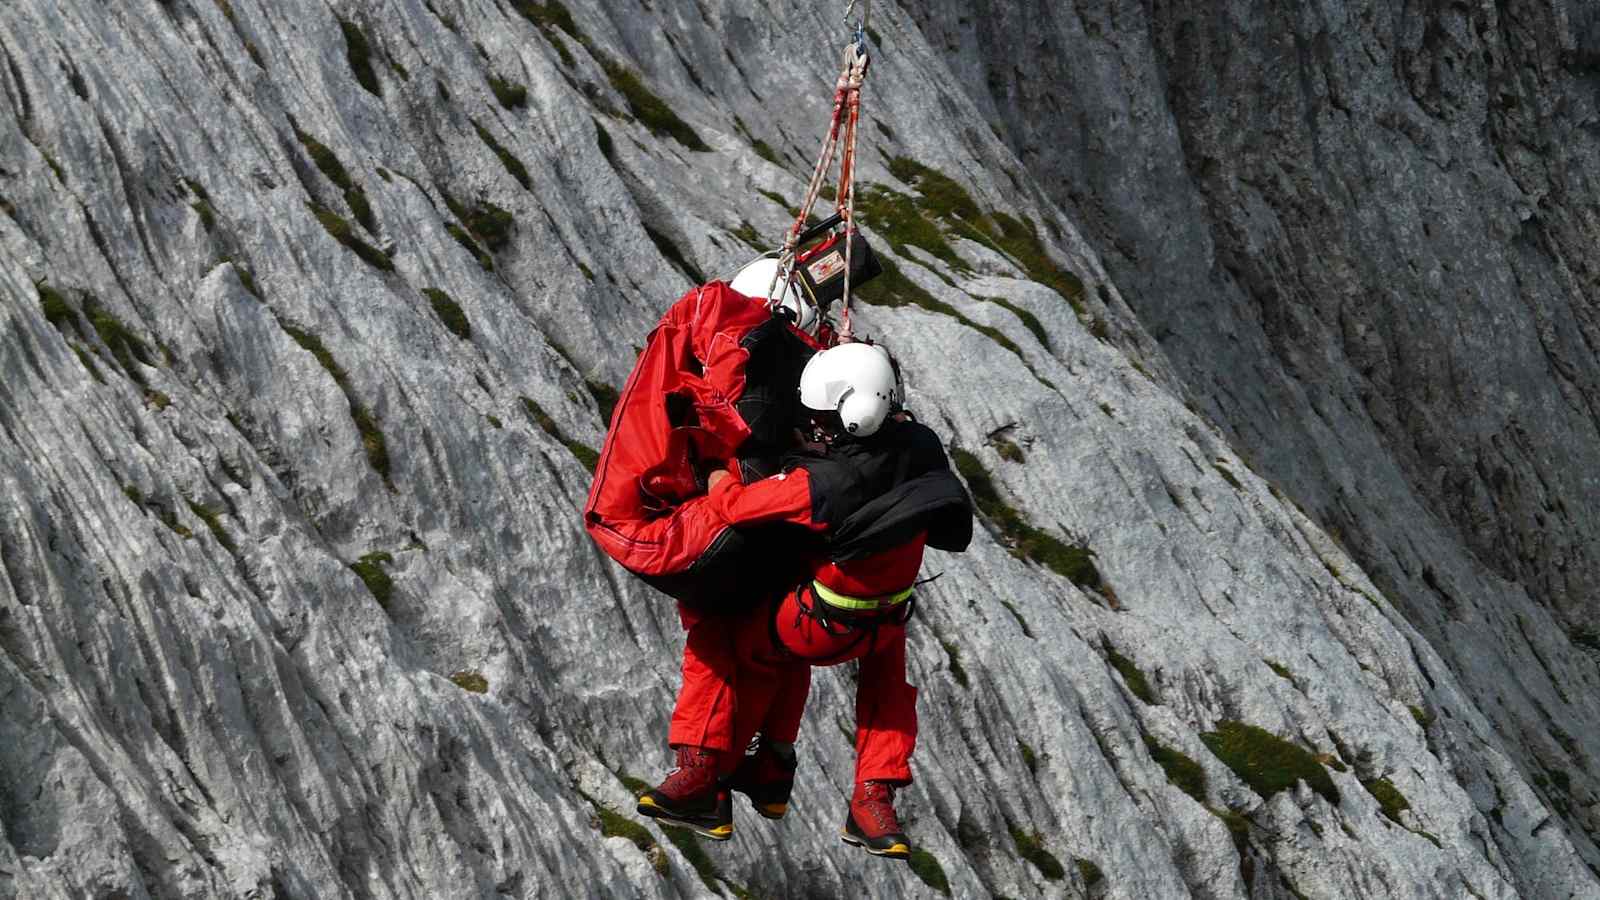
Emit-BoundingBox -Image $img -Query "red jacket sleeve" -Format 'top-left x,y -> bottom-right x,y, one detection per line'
707,468 -> 826,532
682,283 -> 772,453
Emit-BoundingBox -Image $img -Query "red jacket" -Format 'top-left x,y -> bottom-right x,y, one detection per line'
583,282 -> 823,584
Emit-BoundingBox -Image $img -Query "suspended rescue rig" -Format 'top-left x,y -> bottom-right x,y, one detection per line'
581,3 -> 957,609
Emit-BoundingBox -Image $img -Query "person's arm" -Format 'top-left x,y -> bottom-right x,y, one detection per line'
706,468 -> 827,532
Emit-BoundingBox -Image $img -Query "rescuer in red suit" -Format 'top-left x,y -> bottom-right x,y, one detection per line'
583,258 -> 830,763
635,343 -> 973,859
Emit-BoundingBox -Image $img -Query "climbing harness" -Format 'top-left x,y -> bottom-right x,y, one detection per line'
769,578 -> 916,668
764,0 -> 875,340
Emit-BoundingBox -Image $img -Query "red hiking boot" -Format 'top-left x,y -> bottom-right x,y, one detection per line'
636,747 -> 733,840
725,738 -> 797,819
841,781 -> 911,859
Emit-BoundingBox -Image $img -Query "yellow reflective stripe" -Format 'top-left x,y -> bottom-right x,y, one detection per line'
811,579 -> 914,611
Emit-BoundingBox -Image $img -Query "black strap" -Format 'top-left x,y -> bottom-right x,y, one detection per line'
775,583 -> 873,665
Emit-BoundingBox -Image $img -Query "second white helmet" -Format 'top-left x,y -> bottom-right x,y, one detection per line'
799,342 -> 900,437
729,256 -> 818,334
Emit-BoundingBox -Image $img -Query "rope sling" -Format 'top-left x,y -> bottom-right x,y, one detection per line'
764,0 -> 872,341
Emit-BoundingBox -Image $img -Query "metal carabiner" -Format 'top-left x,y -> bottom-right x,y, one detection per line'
844,0 -> 871,48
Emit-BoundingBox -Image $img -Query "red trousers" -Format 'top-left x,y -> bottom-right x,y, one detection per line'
668,589 -> 918,785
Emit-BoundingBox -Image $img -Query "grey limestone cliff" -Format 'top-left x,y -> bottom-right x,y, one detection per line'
1,1 -> 1598,898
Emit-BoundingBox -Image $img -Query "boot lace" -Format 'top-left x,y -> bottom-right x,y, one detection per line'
858,781 -> 900,831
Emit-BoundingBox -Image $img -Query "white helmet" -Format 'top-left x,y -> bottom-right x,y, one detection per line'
799,343 -> 900,437
729,256 -> 817,333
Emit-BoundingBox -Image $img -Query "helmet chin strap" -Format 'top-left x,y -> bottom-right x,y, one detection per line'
834,386 -> 858,434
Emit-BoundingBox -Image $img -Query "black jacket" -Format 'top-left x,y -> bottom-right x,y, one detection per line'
783,418 -> 974,561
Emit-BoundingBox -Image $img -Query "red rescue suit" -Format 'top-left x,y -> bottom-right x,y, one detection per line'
668,419 -> 974,781
583,282 -> 827,610
733,537 -> 927,785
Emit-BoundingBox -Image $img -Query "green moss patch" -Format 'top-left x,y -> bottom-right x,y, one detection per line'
756,188 -> 794,215
1409,706 -> 1435,730
183,178 -> 218,231
1200,721 -> 1339,805
585,797 -> 666,876
855,184 -> 968,272
1001,599 -> 1034,638
729,221 -> 763,247
510,0 -> 583,43
1010,824 -> 1065,880
952,448 -> 1103,590
750,139 -> 779,164
305,202 -> 392,271
854,262 -> 1056,388
38,283 -> 80,336
907,848 -> 950,895
982,296 -> 1050,350
522,396 -> 599,471
1316,752 -> 1349,773
71,345 -> 106,383
158,505 -> 193,538
1145,735 -> 1206,802
1105,642 -> 1155,704
1214,462 -> 1244,491
659,826 -> 723,893
293,127 -> 376,233
887,155 -> 981,223
214,258 -> 261,299
445,223 -> 493,270
421,289 -> 470,340
614,770 -> 652,797
338,17 -> 381,96
448,670 -> 489,693
992,436 -> 1025,463
38,148 -> 66,184
1018,739 -> 1038,774
1361,777 -> 1410,824
185,499 -> 236,554
471,121 -> 532,190
488,74 -> 527,109
1266,660 -> 1294,681
1075,858 -> 1104,887
350,551 -> 394,608
600,56 -> 708,151
280,320 -> 392,485
862,156 -> 1087,313
84,298 -> 156,386
985,212 -> 1086,314
941,639 -> 969,688
1209,805 -> 1251,853
457,199 -> 512,248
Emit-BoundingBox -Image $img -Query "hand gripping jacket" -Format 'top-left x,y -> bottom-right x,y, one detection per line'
584,282 -> 826,610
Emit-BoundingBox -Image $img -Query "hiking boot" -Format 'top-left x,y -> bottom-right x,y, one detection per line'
636,747 -> 733,840
841,780 -> 911,859
726,739 -> 797,819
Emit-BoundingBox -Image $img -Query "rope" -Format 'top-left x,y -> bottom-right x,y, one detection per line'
837,44 -> 866,339
766,2 -> 872,340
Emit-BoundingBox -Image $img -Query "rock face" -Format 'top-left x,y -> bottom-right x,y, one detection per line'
1,1 -> 1597,898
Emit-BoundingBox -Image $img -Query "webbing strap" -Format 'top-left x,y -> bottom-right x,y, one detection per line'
768,13 -> 872,340
810,579 -> 913,611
